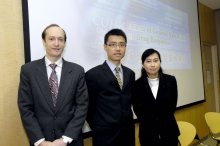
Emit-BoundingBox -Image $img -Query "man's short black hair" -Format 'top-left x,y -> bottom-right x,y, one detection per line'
104,29 -> 127,44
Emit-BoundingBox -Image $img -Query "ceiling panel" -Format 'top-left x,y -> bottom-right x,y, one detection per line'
198,0 -> 220,10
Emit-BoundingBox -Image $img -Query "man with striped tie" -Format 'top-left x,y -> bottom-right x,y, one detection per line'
85,29 -> 135,146
18,24 -> 88,146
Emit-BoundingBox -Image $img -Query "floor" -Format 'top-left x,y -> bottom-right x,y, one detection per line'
192,135 -> 218,146
84,133 -> 218,146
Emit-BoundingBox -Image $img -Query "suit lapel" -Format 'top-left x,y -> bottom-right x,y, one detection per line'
121,65 -> 128,91
156,79 -> 164,101
35,58 -> 55,111
55,59 -> 72,114
102,61 -> 121,91
143,78 -> 157,100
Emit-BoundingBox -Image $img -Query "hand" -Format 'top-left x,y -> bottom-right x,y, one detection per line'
53,138 -> 67,146
39,140 -> 55,146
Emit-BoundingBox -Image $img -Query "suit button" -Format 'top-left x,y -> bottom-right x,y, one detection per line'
54,116 -> 57,120
122,110 -> 125,113
52,130 -> 55,133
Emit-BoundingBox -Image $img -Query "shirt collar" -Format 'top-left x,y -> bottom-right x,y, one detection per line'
106,60 -> 122,73
147,77 -> 159,81
45,56 -> 63,67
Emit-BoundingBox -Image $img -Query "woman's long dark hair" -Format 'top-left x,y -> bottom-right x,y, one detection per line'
140,48 -> 164,81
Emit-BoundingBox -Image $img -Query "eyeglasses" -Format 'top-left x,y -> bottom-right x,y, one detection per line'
106,43 -> 126,48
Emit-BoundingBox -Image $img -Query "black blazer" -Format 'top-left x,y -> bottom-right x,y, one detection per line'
85,61 -> 135,146
132,74 -> 180,141
18,58 -> 89,146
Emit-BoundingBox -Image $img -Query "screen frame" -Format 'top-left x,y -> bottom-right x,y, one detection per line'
21,0 -> 206,138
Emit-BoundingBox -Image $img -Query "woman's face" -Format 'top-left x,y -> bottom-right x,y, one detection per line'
143,53 -> 161,79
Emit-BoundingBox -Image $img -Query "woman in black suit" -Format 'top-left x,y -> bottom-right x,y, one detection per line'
132,48 -> 180,146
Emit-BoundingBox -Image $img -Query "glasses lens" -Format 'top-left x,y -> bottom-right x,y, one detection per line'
107,43 -> 126,48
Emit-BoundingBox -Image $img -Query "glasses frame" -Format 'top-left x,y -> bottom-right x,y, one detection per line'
105,43 -> 127,48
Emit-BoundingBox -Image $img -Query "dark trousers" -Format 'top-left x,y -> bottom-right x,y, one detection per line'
92,126 -> 135,146
140,137 -> 178,146
115,127 -> 135,146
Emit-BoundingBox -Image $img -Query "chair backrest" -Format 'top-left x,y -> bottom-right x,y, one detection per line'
177,121 -> 196,146
205,112 -> 220,134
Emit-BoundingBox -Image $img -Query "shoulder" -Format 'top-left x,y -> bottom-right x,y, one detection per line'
88,64 -> 102,71
163,74 -> 177,87
21,58 -> 42,70
122,65 -> 135,75
134,78 -> 145,86
135,77 -> 143,82
135,77 -> 144,82
133,78 -> 146,93
85,65 -> 102,82
23,58 -> 42,66
86,65 -> 102,73
64,60 -> 84,71
163,74 -> 176,81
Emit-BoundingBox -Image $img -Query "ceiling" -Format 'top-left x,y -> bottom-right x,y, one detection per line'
198,0 -> 220,10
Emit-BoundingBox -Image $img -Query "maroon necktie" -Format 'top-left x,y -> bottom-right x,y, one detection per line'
49,64 -> 58,107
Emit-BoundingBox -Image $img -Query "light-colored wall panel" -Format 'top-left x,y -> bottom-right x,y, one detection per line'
175,103 -> 208,138
0,0 -> 28,145
174,2 -> 218,140
199,3 -> 217,44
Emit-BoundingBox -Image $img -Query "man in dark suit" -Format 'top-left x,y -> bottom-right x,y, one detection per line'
18,24 -> 88,146
85,29 -> 135,146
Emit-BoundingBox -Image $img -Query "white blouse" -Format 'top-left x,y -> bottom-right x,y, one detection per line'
147,77 -> 159,99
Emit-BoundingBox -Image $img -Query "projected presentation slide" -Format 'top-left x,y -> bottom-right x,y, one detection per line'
28,0 -> 191,71
80,0 -> 191,69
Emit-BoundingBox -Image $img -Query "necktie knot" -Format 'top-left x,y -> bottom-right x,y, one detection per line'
115,67 -> 120,73
49,63 -> 57,70
49,63 -> 57,73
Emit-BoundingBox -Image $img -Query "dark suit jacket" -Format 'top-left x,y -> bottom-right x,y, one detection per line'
132,74 -> 180,142
85,61 -> 135,146
18,57 -> 88,146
